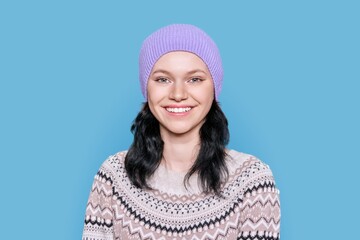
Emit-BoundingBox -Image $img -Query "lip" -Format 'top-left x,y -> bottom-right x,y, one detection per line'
163,105 -> 194,115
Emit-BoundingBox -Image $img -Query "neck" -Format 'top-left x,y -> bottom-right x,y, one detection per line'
160,128 -> 201,172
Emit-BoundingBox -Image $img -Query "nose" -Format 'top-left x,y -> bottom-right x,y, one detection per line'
169,82 -> 188,102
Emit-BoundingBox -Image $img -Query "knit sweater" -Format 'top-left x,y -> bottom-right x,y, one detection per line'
82,150 -> 280,240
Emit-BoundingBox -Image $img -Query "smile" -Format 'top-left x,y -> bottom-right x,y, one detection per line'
165,107 -> 192,113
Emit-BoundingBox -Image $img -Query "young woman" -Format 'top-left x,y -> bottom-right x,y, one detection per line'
82,24 -> 280,240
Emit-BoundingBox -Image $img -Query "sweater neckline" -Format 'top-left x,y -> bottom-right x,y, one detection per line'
148,162 -> 201,196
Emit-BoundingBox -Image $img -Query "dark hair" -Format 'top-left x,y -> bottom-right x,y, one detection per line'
125,100 -> 229,195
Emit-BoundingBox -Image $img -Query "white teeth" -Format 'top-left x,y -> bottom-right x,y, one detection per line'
166,107 -> 192,113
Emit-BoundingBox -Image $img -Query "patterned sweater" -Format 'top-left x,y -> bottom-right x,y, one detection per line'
82,150 -> 280,240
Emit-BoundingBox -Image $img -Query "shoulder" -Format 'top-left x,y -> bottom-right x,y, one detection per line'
95,150 -> 128,183
225,149 -> 278,190
226,149 -> 274,174
99,150 -> 127,169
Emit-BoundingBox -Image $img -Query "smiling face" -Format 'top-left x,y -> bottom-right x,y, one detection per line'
147,51 -> 214,138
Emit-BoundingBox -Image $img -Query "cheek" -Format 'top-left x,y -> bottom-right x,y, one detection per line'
147,88 -> 165,116
191,85 -> 214,103
147,84 -> 167,102
147,100 -> 160,123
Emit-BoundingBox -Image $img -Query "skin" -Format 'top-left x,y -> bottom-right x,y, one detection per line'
147,51 -> 214,172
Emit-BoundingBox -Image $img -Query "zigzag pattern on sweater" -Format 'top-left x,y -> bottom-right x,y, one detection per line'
82,150 -> 280,240
85,172 -> 278,235
237,230 -> 280,240
112,187 -> 242,233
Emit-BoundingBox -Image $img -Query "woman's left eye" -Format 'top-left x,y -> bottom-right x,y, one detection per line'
188,77 -> 203,83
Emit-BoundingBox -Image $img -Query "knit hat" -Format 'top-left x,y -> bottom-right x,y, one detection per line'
139,24 -> 223,100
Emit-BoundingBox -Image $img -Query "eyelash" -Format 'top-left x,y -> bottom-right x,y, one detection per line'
154,77 -> 204,83
155,77 -> 170,83
188,77 -> 203,83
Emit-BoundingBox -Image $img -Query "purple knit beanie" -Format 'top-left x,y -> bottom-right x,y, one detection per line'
139,24 -> 223,100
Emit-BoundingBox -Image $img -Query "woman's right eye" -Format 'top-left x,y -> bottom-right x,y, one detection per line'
155,77 -> 170,83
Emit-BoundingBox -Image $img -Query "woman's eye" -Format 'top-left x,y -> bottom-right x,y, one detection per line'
188,77 -> 203,83
156,77 -> 170,83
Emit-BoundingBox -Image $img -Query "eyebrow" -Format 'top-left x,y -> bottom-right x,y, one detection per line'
151,69 -> 207,75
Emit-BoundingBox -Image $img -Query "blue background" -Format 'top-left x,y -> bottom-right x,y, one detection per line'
1,1 -> 359,239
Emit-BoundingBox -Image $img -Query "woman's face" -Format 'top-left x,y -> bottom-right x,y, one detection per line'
147,51 -> 214,137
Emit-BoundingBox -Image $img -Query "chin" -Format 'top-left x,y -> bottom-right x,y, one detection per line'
162,123 -> 202,136
167,128 -> 193,135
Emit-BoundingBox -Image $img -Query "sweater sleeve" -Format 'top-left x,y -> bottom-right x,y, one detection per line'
237,162 -> 281,240
82,170 -> 115,240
